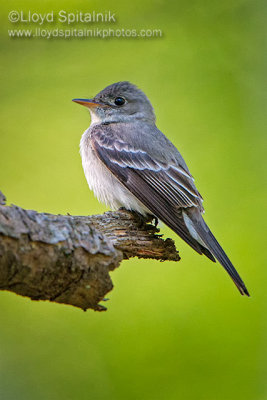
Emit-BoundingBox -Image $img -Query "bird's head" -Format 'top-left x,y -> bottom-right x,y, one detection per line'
73,81 -> 155,124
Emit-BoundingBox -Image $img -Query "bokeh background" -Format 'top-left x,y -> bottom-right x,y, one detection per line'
0,0 -> 266,399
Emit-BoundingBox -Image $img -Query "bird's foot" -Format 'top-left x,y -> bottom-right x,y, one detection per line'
152,215 -> 159,227
132,211 -> 147,228
118,208 -> 158,230
118,208 -> 146,228
145,213 -> 159,227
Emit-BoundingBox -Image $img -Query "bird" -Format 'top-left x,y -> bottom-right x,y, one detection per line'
73,81 -> 249,296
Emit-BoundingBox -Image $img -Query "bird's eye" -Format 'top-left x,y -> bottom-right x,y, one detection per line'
114,97 -> 125,106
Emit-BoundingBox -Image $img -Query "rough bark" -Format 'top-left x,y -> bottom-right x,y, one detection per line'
0,191 -> 179,311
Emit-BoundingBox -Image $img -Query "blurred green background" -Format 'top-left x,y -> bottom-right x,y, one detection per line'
0,0 -> 266,399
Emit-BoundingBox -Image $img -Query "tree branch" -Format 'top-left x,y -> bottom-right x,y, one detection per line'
0,191 -> 180,311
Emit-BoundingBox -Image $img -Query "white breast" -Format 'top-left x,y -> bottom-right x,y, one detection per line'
80,127 -> 148,214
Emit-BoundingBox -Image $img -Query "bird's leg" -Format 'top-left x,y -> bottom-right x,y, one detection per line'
118,207 -> 127,211
152,215 -> 159,227
118,207 -> 146,228
145,213 -> 159,227
118,208 -> 158,230
132,211 -> 147,228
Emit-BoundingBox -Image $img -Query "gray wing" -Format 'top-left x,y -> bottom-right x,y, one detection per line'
91,125 -> 215,260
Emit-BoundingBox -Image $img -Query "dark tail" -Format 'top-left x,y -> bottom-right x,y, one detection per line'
186,209 -> 250,296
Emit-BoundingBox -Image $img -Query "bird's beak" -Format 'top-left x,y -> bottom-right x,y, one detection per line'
72,98 -> 102,108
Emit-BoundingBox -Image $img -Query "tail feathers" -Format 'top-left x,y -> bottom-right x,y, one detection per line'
185,210 -> 250,296
199,244 -> 216,263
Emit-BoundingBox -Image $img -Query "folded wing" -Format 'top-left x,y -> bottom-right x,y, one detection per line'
92,127 -> 215,260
